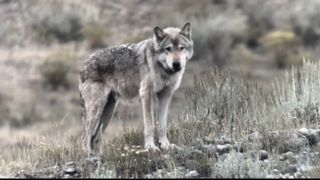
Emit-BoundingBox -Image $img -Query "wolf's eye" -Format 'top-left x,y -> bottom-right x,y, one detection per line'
165,47 -> 172,52
180,46 -> 185,50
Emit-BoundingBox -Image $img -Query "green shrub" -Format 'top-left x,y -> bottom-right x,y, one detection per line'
0,94 -> 9,126
191,13 -> 247,66
230,44 -> 260,64
105,135 -> 175,178
214,150 -> 268,178
260,31 -> 298,49
180,60 -> 320,145
10,103 -> 42,128
238,0 -> 274,28
176,0 -> 215,18
39,51 -> 73,90
81,24 -> 109,49
145,167 -> 186,178
171,147 -> 213,177
90,166 -> 116,178
290,1 -> 320,46
260,30 -> 301,69
32,5 -> 83,44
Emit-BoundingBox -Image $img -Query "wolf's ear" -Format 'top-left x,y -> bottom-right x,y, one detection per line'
153,26 -> 165,42
180,22 -> 191,39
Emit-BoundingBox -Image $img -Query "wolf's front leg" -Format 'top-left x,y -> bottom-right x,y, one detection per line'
140,81 -> 159,151
157,89 -> 174,150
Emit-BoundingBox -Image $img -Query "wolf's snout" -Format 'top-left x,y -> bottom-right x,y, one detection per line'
172,62 -> 181,71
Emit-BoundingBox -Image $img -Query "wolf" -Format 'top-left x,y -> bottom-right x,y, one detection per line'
79,22 -> 193,158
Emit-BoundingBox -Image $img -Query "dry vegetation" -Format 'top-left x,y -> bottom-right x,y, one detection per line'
1,60 -> 320,178
1,0 -> 320,178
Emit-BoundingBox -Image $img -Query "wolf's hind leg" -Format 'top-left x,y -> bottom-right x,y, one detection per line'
83,92 -> 117,163
95,91 -> 118,143
80,82 -> 110,158
88,92 -> 117,162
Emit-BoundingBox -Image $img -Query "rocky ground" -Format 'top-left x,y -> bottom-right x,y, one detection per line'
1,0 -> 320,178
12,127 -> 320,178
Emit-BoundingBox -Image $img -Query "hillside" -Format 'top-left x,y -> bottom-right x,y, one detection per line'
1,0 -> 320,178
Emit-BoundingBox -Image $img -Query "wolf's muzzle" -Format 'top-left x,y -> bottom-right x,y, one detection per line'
172,62 -> 181,72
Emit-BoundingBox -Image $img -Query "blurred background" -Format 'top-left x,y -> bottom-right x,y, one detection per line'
1,0 -> 320,145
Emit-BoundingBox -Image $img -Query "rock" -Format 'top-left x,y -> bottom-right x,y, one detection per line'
195,138 -> 205,148
203,136 -> 214,144
233,142 -> 244,153
63,167 -> 76,174
65,161 -> 74,166
283,151 -> 294,160
63,174 -> 71,178
48,174 -> 55,178
242,142 -> 261,152
201,144 -> 216,156
278,133 -> 308,153
248,131 -> 262,143
216,144 -> 232,155
243,132 -> 263,151
14,170 -> 34,178
272,169 -> 279,174
214,139 -> 225,145
260,150 -> 268,160
298,128 -> 309,135
282,164 -> 297,174
279,155 -> 285,161
144,174 -> 153,178
266,174 -> 275,178
306,129 -> 320,145
281,151 -> 297,164
293,171 -> 301,178
63,162 -> 76,175
279,174 -> 285,178
221,136 -> 233,144
286,158 -> 298,165
185,170 -> 199,177
300,164 -> 312,172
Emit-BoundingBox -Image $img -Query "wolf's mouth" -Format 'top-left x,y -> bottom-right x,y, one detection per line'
157,61 -> 178,74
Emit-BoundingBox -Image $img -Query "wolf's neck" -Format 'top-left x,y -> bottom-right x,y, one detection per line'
131,38 -> 153,51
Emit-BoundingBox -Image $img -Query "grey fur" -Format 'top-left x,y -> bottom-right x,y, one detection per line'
79,23 -> 193,158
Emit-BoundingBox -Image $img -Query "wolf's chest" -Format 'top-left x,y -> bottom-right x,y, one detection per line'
153,71 -> 183,93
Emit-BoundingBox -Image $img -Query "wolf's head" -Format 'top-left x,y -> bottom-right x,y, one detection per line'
153,22 -> 194,74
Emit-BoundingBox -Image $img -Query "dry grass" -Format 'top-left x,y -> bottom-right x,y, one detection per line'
1,0 -> 320,178
1,60 -> 320,178
0,125 -> 83,175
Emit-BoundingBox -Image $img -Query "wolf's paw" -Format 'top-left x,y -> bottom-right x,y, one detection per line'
159,138 -> 171,150
85,154 -> 103,165
85,155 -> 99,163
159,138 -> 180,150
144,142 -> 160,152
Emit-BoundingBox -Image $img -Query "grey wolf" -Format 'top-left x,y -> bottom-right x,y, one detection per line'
79,22 -> 193,158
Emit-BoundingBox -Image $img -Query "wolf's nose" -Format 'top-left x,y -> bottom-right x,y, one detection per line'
172,62 -> 181,71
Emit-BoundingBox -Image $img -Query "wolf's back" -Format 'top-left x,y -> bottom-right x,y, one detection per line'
79,45 -> 142,83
